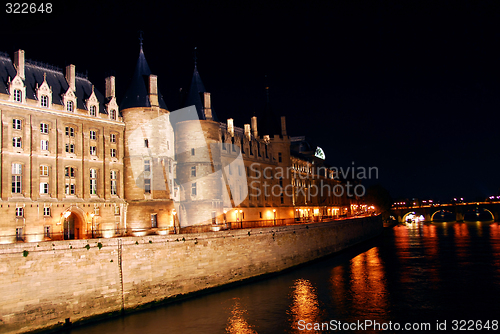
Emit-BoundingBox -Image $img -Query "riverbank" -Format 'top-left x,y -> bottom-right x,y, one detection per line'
0,216 -> 382,334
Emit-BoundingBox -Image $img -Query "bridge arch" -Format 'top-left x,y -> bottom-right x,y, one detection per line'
463,208 -> 494,221
431,210 -> 455,222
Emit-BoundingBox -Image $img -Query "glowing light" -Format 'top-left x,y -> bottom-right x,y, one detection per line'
172,209 -> 176,216
63,211 -> 71,219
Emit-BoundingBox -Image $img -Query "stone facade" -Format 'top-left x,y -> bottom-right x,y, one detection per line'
0,47 -> 354,243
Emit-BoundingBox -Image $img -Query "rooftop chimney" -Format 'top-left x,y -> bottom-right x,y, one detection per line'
227,118 -> 234,137
281,116 -> 287,136
244,124 -> 251,140
65,64 -> 75,91
203,92 -> 212,120
251,116 -> 258,138
14,50 -> 25,80
105,76 -> 115,99
149,74 -> 158,106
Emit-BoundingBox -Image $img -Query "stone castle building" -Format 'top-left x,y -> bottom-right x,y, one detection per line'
0,44 -> 352,243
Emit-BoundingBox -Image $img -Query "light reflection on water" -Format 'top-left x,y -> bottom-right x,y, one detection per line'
69,221 -> 500,334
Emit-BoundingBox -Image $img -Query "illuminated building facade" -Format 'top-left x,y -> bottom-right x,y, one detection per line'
0,46 -> 351,243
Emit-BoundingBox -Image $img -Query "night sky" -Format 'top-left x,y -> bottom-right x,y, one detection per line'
2,0 -> 500,201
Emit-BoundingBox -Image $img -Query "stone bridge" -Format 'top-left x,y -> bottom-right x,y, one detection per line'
392,201 -> 500,223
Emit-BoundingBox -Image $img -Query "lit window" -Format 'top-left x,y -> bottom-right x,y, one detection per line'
191,166 -> 196,177
110,109 -> 116,120
191,182 -> 197,195
40,165 -> 49,176
90,130 -> 96,140
40,123 -> 49,134
14,89 -> 22,102
110,148 -> 117,158
65,127 -> 74,137
16,207 -> 23,217
12,163 -> 22,193
66,100 -> 74,112
110,133 -> 116,143
110,170 -> 117,195
90,169 -> 97,195
40,182 -> 49,194
114,206 -> 120,215
89,105 -> 96,116
90,146 -> 97,156
41,140 -> 49,151
41,95 -> 48,107
13,119 -> 22,130
94,207 -> 100,216
13,137 -> 22,148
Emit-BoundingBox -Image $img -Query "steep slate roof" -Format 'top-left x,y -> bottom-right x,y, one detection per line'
0,53 -> 107,112
120,46 -> 168,110
182,65 -> 219,122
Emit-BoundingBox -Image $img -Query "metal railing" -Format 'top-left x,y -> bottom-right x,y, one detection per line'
2,215 -> 366,243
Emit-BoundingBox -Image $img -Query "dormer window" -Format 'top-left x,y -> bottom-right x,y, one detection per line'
109,109 -> 116,120
66,101 -> 74,112
13,89 -> 22,102
41,95 -> 49,107
90,105 -> 96,116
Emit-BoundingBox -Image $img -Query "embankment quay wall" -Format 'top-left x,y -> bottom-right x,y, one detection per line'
0,216 -> 382,333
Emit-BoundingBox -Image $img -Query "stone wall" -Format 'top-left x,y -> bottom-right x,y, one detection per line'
0,216 -> 382,333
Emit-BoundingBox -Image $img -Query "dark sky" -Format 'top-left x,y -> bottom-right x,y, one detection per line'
2,0 -> 500,201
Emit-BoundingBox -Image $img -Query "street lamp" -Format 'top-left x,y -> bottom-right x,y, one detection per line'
239,210 -> 243,228
172,209 -> 177,234
90,213 -> 95,238
223,209 -> 227,229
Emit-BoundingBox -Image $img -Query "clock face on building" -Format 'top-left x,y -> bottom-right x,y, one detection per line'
315,146 -> 325,160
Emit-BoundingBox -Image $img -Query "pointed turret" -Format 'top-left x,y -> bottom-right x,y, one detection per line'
182,48 -> 218,121
120,38 -> 168,110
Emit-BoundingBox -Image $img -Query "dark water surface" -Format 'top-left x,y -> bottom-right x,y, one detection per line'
69,222 -> 500,333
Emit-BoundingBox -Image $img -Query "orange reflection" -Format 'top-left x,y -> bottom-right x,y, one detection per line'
453,223 -> 470,260
422,224 -> 438,259
225,299 -> 257,334
288,279 -> 322,334
490,223 -> 500,257
348,247 -> 388,315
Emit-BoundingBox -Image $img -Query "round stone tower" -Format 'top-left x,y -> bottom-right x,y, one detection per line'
120,42 -> 175,234
174,64 -> 223,227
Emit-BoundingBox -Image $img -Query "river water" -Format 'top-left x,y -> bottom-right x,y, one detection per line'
69,221 -> 500,333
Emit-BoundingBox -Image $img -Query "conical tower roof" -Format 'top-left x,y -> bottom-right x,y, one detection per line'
182,50 -> 218,121
120,43 -> 168,110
